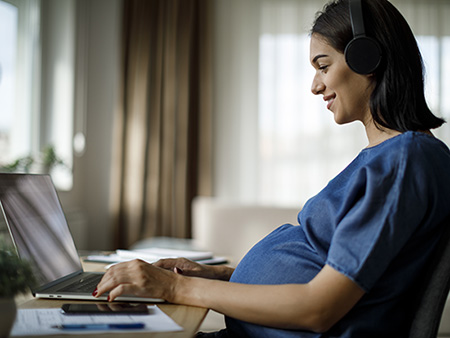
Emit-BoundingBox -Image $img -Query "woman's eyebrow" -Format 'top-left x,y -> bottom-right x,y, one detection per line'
312,54 -> 329,64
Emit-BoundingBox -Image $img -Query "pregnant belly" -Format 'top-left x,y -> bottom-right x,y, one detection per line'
230,223 -> 324,285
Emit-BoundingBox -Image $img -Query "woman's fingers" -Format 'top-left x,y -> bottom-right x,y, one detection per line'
174,267 -> 184,274
94,259 -> 177,301
106,283 -> 140,302
154,257 -> 208,277
154,258 -> 188,270
94,260 -> 144,297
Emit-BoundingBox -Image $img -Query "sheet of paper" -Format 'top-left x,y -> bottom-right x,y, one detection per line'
116,248 -> 213,261
85,254 -> 228,266
10,305 -> 183,336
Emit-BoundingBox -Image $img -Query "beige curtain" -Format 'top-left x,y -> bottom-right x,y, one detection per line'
111,0 -> 213,248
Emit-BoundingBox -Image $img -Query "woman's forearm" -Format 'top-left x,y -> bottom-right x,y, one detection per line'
174,277 -> 323,331
171,265 -> 365,333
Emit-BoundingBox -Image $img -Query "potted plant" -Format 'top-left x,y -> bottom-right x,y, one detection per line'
39,145 -> 66,174
0,145 -> 66,174
0,156 -> 34,173
0,246 -> 35,337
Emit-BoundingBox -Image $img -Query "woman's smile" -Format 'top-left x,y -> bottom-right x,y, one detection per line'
324,94 -> 336,111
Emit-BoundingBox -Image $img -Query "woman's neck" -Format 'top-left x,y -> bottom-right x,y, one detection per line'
364,121 -> 402,148
364,121 -> 434,148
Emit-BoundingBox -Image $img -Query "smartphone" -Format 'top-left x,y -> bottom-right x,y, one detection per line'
61,303 -> 149,315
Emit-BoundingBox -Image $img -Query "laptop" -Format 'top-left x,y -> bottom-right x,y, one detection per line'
0,173 -> 162,303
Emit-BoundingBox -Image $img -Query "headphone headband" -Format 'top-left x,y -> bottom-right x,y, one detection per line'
349,0 -> 365,38
345,0 -> 382,74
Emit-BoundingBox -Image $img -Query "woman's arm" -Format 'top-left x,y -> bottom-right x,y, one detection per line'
95,261 -> 364,333
176,264 -> 364,332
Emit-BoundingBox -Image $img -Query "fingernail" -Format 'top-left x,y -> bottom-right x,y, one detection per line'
92,288 -> 98,297
107,295 -> 110,302
174,267 -> 183,274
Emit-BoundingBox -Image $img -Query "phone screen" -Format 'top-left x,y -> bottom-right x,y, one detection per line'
61,303 -> 149,315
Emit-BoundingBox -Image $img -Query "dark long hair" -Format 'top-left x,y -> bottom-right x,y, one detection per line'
311,0 -> 445,132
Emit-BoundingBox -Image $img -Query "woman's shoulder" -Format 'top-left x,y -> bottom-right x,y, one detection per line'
362,131 -> 450,162
366,130 -> 447,150
359,131 -> 450,180
323,131 -> 450,195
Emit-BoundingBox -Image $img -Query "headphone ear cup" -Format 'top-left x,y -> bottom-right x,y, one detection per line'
345,36 -> 382,74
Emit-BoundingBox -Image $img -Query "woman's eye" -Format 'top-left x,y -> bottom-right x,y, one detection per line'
319,65 -> 328,72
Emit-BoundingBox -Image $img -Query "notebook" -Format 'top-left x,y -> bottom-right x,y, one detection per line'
0,173 -> 162,303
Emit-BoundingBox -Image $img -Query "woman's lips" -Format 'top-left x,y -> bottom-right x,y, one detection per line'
324,95 -> 336,110
327,98 -> 335,110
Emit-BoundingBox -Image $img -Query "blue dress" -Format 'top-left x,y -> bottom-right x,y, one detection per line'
226,132 -> 450,337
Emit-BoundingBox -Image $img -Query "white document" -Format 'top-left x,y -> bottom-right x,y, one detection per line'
10,305 -> 183,336
85,253 -> 228,266
85,247 -> 228,266
116,248 -> 214,261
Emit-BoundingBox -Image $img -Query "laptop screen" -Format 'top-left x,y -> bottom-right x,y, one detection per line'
0,174 -> 82,287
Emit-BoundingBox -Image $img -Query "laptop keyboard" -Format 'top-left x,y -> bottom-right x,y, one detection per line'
57,274 -> 103,293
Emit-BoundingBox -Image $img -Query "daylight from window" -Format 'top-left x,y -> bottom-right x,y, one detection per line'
0,1 -> 18,163
258,33 -> 450,206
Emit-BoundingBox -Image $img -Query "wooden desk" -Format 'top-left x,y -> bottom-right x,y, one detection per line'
16,260 -> 208,338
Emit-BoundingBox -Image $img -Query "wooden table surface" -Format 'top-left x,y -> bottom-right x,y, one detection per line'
15,260 -> 209,338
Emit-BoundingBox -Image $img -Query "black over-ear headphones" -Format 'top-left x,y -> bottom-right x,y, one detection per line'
345,0 -> 382,74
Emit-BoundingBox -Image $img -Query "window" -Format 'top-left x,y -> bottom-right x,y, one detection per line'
258,35 -> 450,206
0,0 -> 75,190
0,1 -> 17,158
259,32 -> 368,205
0,0 -> 39,165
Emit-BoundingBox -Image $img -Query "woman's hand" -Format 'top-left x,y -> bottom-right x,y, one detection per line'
93,258 -> 234,303
94,259 -> 180,302
154,257 -> 234,280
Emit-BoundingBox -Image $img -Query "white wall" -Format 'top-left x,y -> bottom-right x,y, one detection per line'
212,0 -> 260,202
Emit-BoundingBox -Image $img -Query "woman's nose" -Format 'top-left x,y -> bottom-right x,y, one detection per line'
311,76 -> 325,95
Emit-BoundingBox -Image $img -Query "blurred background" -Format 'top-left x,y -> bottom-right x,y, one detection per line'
0,0 -> 449,251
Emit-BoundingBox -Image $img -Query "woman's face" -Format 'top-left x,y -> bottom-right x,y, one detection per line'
310,34 -> 375,126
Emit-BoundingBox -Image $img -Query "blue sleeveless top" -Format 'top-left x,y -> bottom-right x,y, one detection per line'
226,132 -> 450,337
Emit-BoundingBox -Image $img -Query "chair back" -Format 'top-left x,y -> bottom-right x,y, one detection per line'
409,216 -> 450,338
